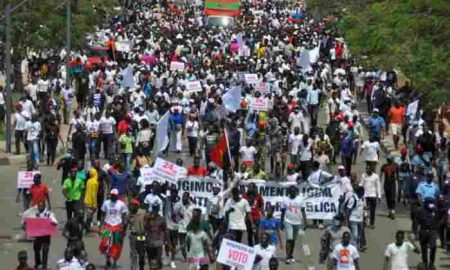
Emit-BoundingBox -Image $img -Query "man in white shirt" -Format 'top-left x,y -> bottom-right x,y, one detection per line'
359,136 -> 380,171
224,187 -> 253,243
37,76 -> 50,111
26,114 -> 41,168
13,104 -> 28,154
288,127 -> 303,166
99,189 -> 128,268
239,141 -> 258,167
100,111 -> 117,159
383,231 -> 419,270
288,107 -> 304,133
281,186 -> 307,263
360,166 -> 381,228
56,248 -> 83,270
173,191 -> 195,260
308,160 -> 334,186
330,232 -> 361,270
253,232 -> 276,270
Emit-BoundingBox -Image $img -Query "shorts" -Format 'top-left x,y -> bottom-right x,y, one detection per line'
390,124 -> 401,136
285,223 -> 301,241
168,229 -> 178,246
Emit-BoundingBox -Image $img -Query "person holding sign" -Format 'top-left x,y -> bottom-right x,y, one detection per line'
29,173 -> 51,209
281,186 -> 307,264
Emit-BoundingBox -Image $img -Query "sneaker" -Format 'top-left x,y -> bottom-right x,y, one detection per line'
170,261 -> 177,269
289,258 -> 296,263
285,259 -> 291,265
318,224 -> 325,230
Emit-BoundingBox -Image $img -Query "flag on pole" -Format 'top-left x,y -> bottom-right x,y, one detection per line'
222,86 -> 242,112
152,111 -> 170,157
210,130 -> 231,168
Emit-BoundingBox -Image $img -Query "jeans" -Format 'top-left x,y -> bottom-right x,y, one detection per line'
122,153 -> 132,172
420,230 -> 437,266
46,138 -> 58,165
349,221 -> 361,248
27,139 -> 40,168
34,236 -> 50,268
129,234 -> 147,270
89,137 -> 100,159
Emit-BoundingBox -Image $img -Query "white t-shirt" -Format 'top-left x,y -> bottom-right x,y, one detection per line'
384,242 -> 415,270
224,198 -> 251,230
86,120 -> 100,135
240,146 -> 257,162
185,120 -> 199,137
361,141 -> 380,162
70,117 -> 86,134
14,112 -> 27,131
307,170 -> 333,186
174,202 -> 195,233
144,193 -> 164,214
288,134 -> 303,155
101,199 -> 128,226
253,244 -> 276,270
26,121 -> 41,141
100,116 -> 116,134
37,79 -> 50,93
281,196 -> 305,225
331,243 -> 360,270
347,195 -> 365,222
288,112 -> 304,131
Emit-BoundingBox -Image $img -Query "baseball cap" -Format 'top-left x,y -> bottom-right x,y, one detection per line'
338,165 -> 346,170
373,108 -> 379,113
110,189 -> 119,195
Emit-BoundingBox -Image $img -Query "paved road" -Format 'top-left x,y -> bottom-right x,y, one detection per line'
1,106 -> 449,270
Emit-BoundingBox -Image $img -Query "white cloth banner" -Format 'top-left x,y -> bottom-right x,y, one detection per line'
222,86 -> 242,112
176,177 -> 223,212
115,42 -> 131,52
241,180 -> 341,220
249,97 -> 268,111
152,158 -> 187,184
217,239 -> 256,270
186,81 -> 202,93
244,74 -> 259,84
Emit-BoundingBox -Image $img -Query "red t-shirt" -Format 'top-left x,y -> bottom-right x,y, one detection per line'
29,184 -> 49,207
388,106 -> 405,125
242,193 -> 264,220
117,120 -> 131,136
187,166 -> 207,177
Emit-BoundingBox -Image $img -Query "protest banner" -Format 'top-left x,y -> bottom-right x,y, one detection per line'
255,81 -> 268,94
406,100 -> 419,117
170,61 -> 185,71
240,180 -> 341,220
25,217 -> 58,237
244,73 -> 259,84
152,158 -> 188,184
17,171 -> 40,189
217,239 -> 256,270
140,167 -> 157,186
186,81 -> 202,93
176,177 -> 223,212
249,97 -> 268,111
115,42 -> 131,52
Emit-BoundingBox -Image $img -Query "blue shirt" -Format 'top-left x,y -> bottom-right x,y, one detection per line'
415,181 -> 440,200
109,172 -> 130,196
366,116 -> 385,136
259,218 -> 281,245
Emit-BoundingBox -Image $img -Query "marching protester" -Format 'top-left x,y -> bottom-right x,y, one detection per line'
383,230 -> 420,270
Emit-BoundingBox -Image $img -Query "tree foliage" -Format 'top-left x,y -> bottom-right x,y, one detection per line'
308,0 -> 450,108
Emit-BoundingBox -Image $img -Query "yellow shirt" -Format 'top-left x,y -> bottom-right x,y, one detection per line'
84,168 -> 99,208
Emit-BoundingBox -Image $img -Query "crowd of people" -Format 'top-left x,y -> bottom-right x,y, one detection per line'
9,0 -> 450,269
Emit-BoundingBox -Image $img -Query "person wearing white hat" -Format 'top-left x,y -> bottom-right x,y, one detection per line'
99,189 -> 129,268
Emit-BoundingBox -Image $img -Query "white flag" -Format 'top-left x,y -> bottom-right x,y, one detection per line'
222,87 -> 242,112
153,111 -> 170,155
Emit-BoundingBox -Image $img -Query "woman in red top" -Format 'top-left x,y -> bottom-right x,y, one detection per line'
242,183 -> 264,246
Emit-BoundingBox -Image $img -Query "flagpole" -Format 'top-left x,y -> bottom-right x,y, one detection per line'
224,128 -> 232,166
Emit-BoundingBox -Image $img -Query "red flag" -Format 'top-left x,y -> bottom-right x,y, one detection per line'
210,133 -> 228,168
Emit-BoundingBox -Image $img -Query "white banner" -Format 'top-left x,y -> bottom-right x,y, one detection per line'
17,171 -> 40,189
140,167 -> 157,186
240,180 -> 341,220
186,81 -> 202,93
170,61 -> 185,71
255,81 -> 268,94
244,73 -> 259,84
249,97 -> 268,111
152,158 -> 187,184
115,42 -> 131,52
176,177 -> 223,212
217,239 -> 256,270
406,100 -> 419,116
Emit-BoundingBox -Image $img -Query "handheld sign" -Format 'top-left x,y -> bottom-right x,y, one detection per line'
244,73 -> 259,84
217,239 -> 256,270
170,61 -> 185,72
152,158 -> 187,184
249,97 -> 268,111
17,171 -> 40,189
25,217 -> 58,237
186,81 -> 202,93
140,167 -> 156,186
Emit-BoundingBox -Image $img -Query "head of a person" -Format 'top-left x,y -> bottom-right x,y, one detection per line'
332,214 -> 344,228
426,170 -> 434,183
86,263 -> 96,270
212,184 -> 221,196
152,182 -> 160,195
338,165 -> 346,177
191,208 -> 202,224
365,166 -> 373,175
176,158 -> 183,167
231,187 -> 240,201
269,257 -> 279,270
355,185 -> 365,198
288,186 -> 298,199
372,108 -> 379,117
260,232 -> 270,247
193,156 -> 201,168
247,183 -> 257,195
312,160 -> 320,171
64,248 -> 74,262
294,126 -> 300,135
386,154 -> 394,164
33,173 -> 42,185
37,201 -> 46,213
342,231 -> 351,246
110,189 -> 119,202
17,250 -> 28,266
182,191 -> 190,204
253,163 -> 261,173
395,230 -> 405,246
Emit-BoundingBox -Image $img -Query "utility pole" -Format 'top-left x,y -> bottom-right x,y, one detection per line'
65,0 -> 71,86
4,4 -> 12,153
